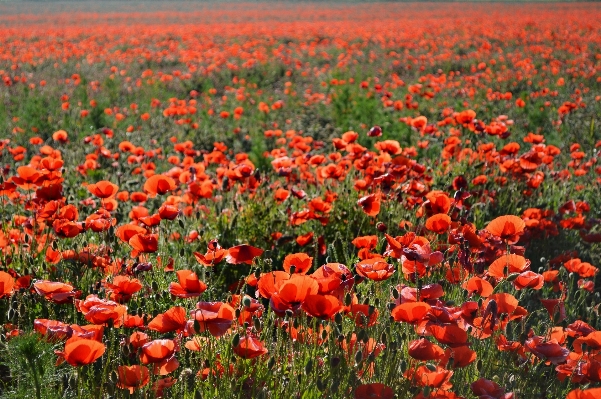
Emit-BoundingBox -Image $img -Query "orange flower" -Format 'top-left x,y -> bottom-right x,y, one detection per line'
169,270 -> 207,298
408,338 -> 445,361
425,213 -> 452,234
144,174 -> 176,197
140,339 -> 175,364
354,383 -> 394,399
282,253 -> 313,274
355,258 -> 395,281
301,294 -> 342,319
391,302 -> 431,324
62,337 -> 105,366
357,193 -> 381,217
567,388 -> 601,399
485,215 -> 525,244
34,280 -> 77,304
117,365 -> 150,394
128,233 -> 158,253
148,306 -> 187,333
0,271 -> 15,298
191,301 -> 235,337
233,335 -> 268,359
87,180 -> 119,199
226,244 -> 264,265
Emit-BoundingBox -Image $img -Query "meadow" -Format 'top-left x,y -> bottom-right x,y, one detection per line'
0,2 -> 601,398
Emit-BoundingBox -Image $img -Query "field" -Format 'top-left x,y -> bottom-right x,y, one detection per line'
1,1 -> 601,398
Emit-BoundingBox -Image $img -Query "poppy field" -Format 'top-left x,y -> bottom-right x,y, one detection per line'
1,1 -> 601,398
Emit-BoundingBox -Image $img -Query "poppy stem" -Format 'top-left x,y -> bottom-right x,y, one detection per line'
25,356 -> 42,399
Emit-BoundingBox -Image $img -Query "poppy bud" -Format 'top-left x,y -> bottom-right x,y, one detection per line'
268,357 -> 276,370
232,333 -> 240,347
253,317 -> 261,331
242,297 -> 252,307
368,125 -> 382,137
316,378 -> 326,391
426,363 -> 437,371
305,359 -> 313,375
344,293 -> 352,306
423,387 -> 431,398
400,359 -> 407,373
334,313 -> 343,325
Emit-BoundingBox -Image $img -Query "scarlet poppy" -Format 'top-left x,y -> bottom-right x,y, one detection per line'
233,335 -> 268,359
485,215 -> 525,244
524,336 -> 569,364
391,302 -> 431,324
566,388 -> 601,399
105,276 -> 143,303
301,294 -> 342,319
169,270 -> 207,298
425,214 -> 452,234
191,301 -> 235,337
62,337 -> 105,366
144,175 -> 176,197
117,365 -> 150,393
0,271 -> 15,298
488,254 -> 530,278
357,193 -> 381,217
129,233 -> 158,253
355,258 -> 395,281
350,304 -> 379,327
283,253 -> 313,274
34,280 -> 77,304
408,338 -> 445,361
226,244 -> 264,265
354,383 -> 394,399
148,307 -> 187,333
463,276 -> 493,297
87,181 -> 119,199
140,339 -> 176,364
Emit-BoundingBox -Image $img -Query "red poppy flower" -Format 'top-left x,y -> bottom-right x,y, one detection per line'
233,335 -> 268,359
0,271 -> 15,298
11,166 -> 43,189
425,214 -> 452,234
463,276 -> 493,297
488,254 -> 530,278
191,301 -> 235,337
513,271 -> 544,290
391,302 -> 431,324
116,224 -> 147,243
567,388 -> 601,399
301,294 -> 342,319
357,193 -> 381,217
140,339 -> 176,364
34,280 -> 77,304
525,336 -> 569,364
52,219 -> 83,238
87,181 -> 119,199
471,378 -> 511,399
62,337 -> 105,366
283,253 -> 313,274
355,258 -> 395,281
408,338 -> 445,361
485,215 -> 525,244
148,307 -> 187,334
226,244 -> 263,265
117,365 -> 150,394
105,276 -> 143,303
351,235 -> 378,249
144,175 -> 176,197
129,233 -> 158,253
169,270 -> 207,298
354,383 -> 394,399
350,304 -> 379,328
